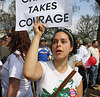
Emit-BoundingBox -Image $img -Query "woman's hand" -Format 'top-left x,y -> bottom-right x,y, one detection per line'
73,61 -> 87,71
33,17 -> 46,38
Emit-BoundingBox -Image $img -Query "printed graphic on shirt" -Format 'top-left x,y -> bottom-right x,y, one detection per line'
40,52 -> 48,54
39,79 -> 77,97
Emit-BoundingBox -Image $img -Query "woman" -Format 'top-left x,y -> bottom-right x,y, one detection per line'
24,17 -> 83,97
1,27 -> 33,97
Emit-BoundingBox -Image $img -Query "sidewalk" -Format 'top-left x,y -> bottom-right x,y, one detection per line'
86,83 -> 100,97
86,71 -> 100,97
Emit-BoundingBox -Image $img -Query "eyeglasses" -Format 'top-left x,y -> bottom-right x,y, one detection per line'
7,33 -> 12,37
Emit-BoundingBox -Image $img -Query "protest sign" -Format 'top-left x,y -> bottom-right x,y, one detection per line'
16,0 -> 72,31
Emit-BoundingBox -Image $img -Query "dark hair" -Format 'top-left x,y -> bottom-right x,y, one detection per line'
8,27 -> 31,60
83,41 -> 88,45
92,40 -> 98,45
51,28 -> 77,56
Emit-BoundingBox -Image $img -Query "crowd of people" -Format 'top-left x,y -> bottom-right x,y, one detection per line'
0,17 -> 100,97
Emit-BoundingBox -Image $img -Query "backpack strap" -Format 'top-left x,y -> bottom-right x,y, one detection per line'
53,70 -> 76,97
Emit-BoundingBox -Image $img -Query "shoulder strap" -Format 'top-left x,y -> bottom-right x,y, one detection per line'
53,70 -> 76,97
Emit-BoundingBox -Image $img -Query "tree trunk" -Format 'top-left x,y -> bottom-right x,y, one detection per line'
96,0 -> 100,44
96,0 -> 100,5
97,16 -> 100,44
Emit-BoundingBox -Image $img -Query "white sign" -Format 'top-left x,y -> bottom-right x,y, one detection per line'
16,0 -> 72,31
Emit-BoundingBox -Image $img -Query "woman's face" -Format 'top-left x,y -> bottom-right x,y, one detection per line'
52,31 -> 73,60
6,30 -> 12,45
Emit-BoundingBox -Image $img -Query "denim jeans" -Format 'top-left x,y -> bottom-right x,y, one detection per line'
89,65 -> 99,87
85,68 -> 91,85
83,68 -> 91,97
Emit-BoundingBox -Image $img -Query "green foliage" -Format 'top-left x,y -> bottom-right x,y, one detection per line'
0,10 -> 15,34
41,79 -> 76,97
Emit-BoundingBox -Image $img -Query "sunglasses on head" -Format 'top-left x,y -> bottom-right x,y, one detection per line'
7,33 -> 12,37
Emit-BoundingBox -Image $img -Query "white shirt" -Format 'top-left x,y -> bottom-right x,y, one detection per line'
88,47 -> 99,65
1,51 -> 33,97
37,61 -> 82,97
0,61 -> 2,66
77,45 -> 90,68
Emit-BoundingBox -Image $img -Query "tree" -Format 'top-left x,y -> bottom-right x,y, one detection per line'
0,0 -> 6,9
0,0 -> 15,34
43,27 -> 58,45
0,10 -> 15,34
80,0 -> 100,5
80,0 -> 100,44
8,0 -> 15,15
95,0 -> 100,5
76,14 -> 98,40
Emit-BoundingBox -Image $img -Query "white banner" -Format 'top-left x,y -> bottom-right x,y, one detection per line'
16,0 -> 72,31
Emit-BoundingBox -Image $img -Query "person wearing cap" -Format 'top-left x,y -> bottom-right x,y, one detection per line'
77,37 -> 91,97
38,38 -> 50,62
88,40 -> 99,89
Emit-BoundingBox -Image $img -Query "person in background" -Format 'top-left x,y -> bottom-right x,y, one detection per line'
67,40 -> 86,72
88,40 -> 99,89
98,46 -> 100,57
23,17 -> 83,97
0,27 -> 14,64
38,37 -> 50,61
6,29 -> 12,46
47,45 -> 54,60
0,36 -> 10,64
77,38 -> 91,97
96,45 -> 100,83
1,27 -> 33,97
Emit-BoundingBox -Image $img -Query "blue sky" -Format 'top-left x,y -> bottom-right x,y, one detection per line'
4,0 -> 95,33
5,0 -> 95,15
73,0 -> 95,16
4,0 -> 95,15
71,0 -> 95,33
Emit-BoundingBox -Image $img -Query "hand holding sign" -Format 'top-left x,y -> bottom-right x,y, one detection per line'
33,17 -> 46,38
88,57 -> 97,66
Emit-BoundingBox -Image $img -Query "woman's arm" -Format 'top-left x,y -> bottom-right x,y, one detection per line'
7,78 -> 20,97
23,17 -> 46,81
77,80 -> 83,97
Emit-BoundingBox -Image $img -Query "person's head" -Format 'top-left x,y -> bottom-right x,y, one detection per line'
83,38 -> 91,47
51,29 -> 77,60
92,40 -> 98,48
40,38 -> 46,47
6,27 -> 15,45
6,35 -> 9,44
1,36 -> 7,46
1,39 -> 5,46
8,27 -> 31,60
